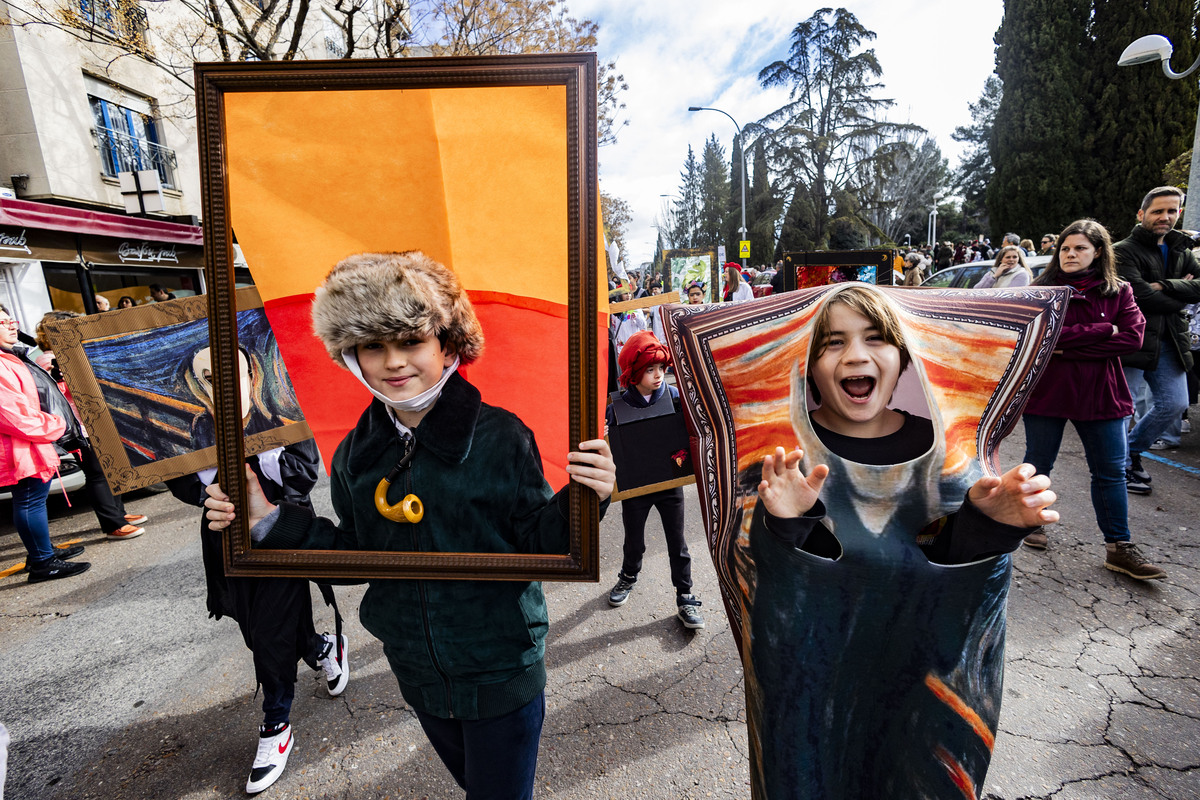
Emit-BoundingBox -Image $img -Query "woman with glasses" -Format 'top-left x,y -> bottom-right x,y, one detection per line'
0,305 -> 90,582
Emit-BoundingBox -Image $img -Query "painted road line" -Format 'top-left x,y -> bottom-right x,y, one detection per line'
1144,452 -> 1200,477
1,540 -> 84,578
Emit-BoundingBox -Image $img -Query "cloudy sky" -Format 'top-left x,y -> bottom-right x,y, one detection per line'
567,0 -> 1005,266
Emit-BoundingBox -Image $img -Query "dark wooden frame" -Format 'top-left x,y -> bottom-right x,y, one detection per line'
195,54 -> 599,581
42,287 -> 312,494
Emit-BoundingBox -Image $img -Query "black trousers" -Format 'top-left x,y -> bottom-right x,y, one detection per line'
200,522 -> 337,725
619,487 -> 691,594
76,444 -> 127,532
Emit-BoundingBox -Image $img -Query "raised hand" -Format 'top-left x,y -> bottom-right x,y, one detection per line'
968,463 -> 1058,529
758,446 -> 829,519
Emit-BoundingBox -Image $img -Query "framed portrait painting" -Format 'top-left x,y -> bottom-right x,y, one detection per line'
42,288 -> 311,494
195,54 -> 603,581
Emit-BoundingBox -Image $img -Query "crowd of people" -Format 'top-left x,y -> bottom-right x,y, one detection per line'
6,185 -> 1198,797
894,230 -> 1059,286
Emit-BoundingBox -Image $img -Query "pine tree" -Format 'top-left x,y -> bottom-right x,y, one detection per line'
1085,0 -> 1200,236
952,76 -> 1001,236
988,0 -> 1091,239
747,142 -> 783,265
672,145 -> 702,248
698,134 -> 730,250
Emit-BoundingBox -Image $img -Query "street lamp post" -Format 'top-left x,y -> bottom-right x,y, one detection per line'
688,105 -> 748,269
1118,34 -> 1200,230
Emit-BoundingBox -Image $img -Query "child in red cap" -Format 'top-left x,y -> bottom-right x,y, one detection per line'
605,330 -> 704,629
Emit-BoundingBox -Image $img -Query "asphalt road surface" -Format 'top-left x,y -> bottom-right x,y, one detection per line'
1,424 -> 1197,799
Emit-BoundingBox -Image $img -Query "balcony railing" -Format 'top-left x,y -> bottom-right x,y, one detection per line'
94,126 -> 177,189
74,0 -> 150,52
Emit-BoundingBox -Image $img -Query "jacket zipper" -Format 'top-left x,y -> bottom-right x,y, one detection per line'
406,465 -> 454,718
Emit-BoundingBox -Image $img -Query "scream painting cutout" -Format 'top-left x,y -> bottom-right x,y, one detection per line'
663,284 -> 1067,799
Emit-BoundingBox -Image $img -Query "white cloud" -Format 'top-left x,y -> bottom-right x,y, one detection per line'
569,0 -> 1004,264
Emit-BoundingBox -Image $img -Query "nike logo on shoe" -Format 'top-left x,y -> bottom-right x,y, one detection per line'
279,732 -> 292,754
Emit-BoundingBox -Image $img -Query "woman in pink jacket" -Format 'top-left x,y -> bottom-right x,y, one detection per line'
0,304 -> 90,582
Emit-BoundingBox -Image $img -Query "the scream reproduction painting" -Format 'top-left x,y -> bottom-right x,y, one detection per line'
662,284 -> 1068,799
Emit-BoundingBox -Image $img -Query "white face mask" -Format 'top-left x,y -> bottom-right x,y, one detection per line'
341,347 -> 460,414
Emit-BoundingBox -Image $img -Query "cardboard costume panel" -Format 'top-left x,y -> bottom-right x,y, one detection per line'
663,285 -> 1068,799
608,388 -> 693,499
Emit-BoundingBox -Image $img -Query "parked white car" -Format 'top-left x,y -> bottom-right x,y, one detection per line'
0,451 -> 87,502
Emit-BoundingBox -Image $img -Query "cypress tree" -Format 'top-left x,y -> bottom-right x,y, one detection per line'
672,145 -> 702,248
989,0 -> 1091,239
725,136 -> 747,259
1086,0 -> 1200,236
748,142 -> 783,265
952,76 -> 1001,236
778,183 -> 819,255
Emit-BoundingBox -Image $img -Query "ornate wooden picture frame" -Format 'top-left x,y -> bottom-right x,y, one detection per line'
42,288 -> 312,494
195,54 -> 600,581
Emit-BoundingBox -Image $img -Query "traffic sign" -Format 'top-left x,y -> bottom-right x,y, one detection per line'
739,240 -> 751,259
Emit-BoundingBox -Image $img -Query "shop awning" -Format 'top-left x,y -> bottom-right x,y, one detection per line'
0,198 -> 204,268
0,198 -> 202,245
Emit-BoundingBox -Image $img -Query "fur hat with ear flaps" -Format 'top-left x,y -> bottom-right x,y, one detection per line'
311,251 -> 485,369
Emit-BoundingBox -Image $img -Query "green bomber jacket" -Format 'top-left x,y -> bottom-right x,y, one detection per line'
262,372 -> 605,719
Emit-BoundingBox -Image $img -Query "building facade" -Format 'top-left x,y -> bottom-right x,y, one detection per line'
0,0 -> 405,326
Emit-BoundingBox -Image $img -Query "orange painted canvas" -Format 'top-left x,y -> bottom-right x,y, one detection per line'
221,84 -> 605,490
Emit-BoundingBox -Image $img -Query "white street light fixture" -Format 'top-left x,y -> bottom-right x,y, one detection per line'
1118,33 -> 1200,229
688,105 -> 748,269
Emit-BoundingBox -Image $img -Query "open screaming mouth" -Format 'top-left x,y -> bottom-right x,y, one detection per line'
842,376 -> 875,399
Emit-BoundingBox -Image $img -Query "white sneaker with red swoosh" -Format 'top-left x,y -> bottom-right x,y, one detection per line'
246,722 -> 293,794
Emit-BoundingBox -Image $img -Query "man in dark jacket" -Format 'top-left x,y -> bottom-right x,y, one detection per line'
1116,186 -> 1200,493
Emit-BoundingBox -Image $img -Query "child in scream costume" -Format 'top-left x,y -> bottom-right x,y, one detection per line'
206,251 -> 615,800
749,285 -> 1058,798
663,282 -> 1068,800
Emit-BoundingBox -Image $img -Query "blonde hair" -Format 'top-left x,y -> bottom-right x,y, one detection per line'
993,245 -> 1029,272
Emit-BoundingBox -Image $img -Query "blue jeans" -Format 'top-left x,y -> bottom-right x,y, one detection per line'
12,476 -> 54,563
1022,415 -> 1131,543
415,691 -> 545,800
1126,347 -> 1189,462
1124,365 -> 1183,445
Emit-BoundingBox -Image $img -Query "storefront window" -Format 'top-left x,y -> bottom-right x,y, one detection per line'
88,266 -> 202,310
42,263 -> 90,313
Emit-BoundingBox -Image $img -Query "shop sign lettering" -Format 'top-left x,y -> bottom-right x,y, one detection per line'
118,241 -> 179,264
0,228 -> 31,255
